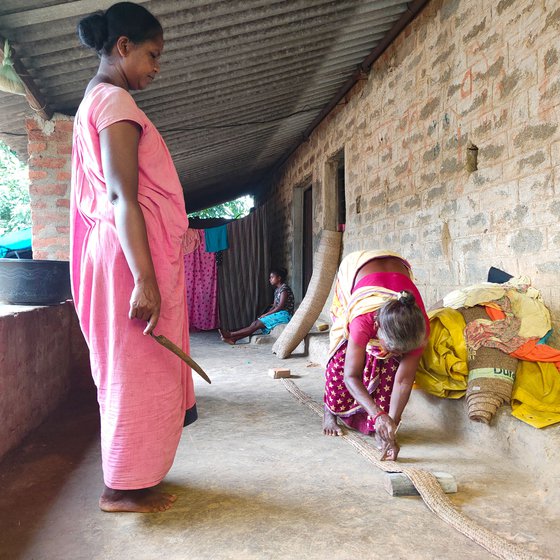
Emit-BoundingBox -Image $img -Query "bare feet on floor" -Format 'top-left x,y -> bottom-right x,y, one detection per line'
99,486 -> 177,513
218,328 -> 230,341
323,408 -> 343,436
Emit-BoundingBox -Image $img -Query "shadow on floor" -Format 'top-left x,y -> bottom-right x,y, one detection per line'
141,483 -> 320,531
0,383 -> 99,559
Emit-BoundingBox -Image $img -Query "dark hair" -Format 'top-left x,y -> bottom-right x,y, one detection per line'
270,267 -> 288,282
77,2 -> 162,55
376,290 -> 426,354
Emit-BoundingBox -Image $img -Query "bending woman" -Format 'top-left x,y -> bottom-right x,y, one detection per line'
220,267 -> 295,344
71,2 -> 196,512
323,251 -> 429,461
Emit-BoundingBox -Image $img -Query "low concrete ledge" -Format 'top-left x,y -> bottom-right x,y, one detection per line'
405,389 -> 560,500
251,323 -> 313,354
0,301 -> 89,462
308,330 -> 330,366
306,330 -> 559,502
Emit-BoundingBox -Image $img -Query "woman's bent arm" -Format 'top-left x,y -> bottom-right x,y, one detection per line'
343,339 -> 379,418
344,338 -> 400,459
388,351 -> 422,426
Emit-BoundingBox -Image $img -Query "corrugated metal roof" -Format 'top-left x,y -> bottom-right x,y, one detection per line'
0,0 -> 425,212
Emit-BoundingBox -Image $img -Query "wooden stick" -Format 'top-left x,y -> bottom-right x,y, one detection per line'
150,332 -> 211,384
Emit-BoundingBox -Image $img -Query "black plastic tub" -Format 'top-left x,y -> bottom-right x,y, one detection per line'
0,258 -> 72,305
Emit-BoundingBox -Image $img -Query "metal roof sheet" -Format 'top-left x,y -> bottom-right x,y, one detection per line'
0,0 -> 426,211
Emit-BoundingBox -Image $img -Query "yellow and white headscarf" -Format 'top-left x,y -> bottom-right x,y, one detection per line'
328,250 -> 413,359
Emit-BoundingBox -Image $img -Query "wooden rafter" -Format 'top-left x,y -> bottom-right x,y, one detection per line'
0,36 -> 53,120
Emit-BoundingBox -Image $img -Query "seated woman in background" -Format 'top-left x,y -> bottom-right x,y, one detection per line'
219,267 -> 295,345
323,251 -> 429,462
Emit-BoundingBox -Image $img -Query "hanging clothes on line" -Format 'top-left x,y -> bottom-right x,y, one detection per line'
218,205 -> 270,332
184,230 -> 220,331
205,224 -> 229,252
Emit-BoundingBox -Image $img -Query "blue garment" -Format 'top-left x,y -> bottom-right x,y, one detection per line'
259,310 -> 292,334
204,225 -> 229,252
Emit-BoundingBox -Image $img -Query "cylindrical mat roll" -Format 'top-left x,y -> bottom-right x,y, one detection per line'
272,230 -> 342,359
459,306 -> 518,424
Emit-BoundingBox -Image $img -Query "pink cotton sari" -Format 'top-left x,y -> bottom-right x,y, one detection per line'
71,83 -> 195,489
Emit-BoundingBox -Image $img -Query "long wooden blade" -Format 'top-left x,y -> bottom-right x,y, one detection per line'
150,333 -> 211,384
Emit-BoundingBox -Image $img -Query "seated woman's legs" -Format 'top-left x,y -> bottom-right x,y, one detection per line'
220,319 -> 265,344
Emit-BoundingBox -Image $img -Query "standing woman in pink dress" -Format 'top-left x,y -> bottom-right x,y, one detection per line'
71,2 -> 196,512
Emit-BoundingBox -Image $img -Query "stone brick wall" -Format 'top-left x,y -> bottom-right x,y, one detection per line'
265,0 -> 560,334
0,302 -> 90,461
26,114 -> 74,261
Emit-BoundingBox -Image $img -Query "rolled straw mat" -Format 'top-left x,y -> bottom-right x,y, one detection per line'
459,306 -> 518,424
272,230 -> 342,359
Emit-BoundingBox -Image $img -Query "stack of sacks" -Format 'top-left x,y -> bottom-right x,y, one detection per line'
511,361 -> 560,428
459,306 -> 518,424
442,278 -> 551,340
418,290 -> 560,429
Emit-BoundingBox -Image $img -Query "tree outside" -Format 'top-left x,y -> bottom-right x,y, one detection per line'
0,137 -> 253,234
0,140 -> 31,236
188,195 -> 254,220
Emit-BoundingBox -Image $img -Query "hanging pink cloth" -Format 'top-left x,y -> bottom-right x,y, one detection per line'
184,229 -> 220,331
70,83 -> 195,490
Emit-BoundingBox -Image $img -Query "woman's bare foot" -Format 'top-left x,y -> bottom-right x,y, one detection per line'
323,408 -> 343,436
223,337 -> 236,345
99,486 -> 177,513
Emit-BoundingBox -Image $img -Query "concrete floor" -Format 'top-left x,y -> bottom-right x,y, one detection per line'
0,332 -> 558,560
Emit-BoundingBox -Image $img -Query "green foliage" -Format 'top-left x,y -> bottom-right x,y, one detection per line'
189,195 -> 254,220
0,140 -> 31,235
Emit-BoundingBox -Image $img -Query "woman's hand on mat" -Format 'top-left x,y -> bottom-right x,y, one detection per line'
129,277 -> 161,334
380,440 -> 400,461
375,415 -> 400,460
375,413 -> 398,442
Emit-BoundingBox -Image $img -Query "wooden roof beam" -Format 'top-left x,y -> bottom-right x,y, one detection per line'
0,0 -> 146,29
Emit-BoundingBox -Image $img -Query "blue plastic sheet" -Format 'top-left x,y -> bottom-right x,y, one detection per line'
0,227 -> 32,257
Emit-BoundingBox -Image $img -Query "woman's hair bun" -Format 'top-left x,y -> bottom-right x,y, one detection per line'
77,11 -> 108,52
397,290 -> 415,306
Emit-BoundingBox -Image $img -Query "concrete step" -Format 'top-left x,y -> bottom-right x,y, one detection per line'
248,323 -> 313,355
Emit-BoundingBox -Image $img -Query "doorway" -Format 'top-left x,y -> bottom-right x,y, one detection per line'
323,148 -> 346,232
336,152 -> 346,231
302,186 -> 313,295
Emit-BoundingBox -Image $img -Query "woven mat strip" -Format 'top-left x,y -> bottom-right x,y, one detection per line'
282,379 -> 545,560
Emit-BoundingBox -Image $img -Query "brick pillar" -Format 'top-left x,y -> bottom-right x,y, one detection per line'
26,114 -> 74,261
